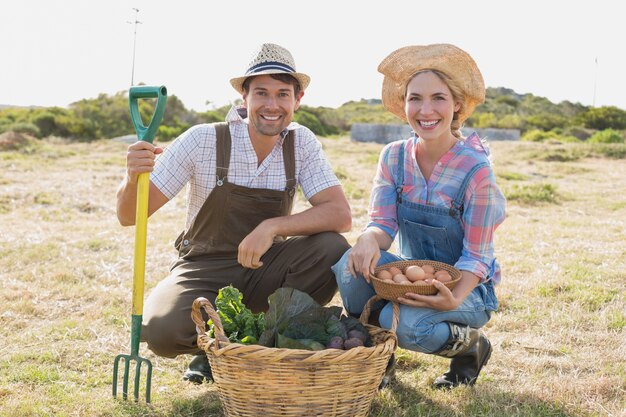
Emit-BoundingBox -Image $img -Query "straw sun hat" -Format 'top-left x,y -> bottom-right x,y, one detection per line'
378,44 -> 485,123
230,43 -> 311,94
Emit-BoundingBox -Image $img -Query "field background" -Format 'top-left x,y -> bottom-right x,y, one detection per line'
1,135 -> 625,416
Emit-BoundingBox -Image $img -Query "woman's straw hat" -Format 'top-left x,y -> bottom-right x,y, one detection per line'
230,43 -> 311,94
378,44 -> 485,123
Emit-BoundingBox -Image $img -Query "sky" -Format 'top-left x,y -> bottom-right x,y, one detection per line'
2,0 -> 625,112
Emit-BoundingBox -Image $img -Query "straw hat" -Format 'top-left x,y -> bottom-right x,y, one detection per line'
378,44 -> 485,123
230,43 -> 311,94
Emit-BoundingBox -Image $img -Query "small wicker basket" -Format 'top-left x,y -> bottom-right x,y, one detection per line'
370,260 -> 461,300
191,295 -> 399,417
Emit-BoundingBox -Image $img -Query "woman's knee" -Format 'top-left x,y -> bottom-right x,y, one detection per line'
379,304 -> 434,353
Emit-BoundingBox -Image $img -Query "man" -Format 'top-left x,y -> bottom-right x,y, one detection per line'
116,43 -> 352,383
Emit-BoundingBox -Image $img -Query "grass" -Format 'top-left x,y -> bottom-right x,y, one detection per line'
1,137 -> 625,416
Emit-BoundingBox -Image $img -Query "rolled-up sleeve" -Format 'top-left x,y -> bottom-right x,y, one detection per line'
367,143 -> 400,240
455,166 -> 506,283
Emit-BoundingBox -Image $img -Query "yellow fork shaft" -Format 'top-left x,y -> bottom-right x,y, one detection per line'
132,172 -> 149,316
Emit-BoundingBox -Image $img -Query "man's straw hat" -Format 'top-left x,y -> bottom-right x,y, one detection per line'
230,43 -> 311,94
378,44 -> 485,123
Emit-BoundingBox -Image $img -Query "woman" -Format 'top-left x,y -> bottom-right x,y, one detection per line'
333,44 -> 506,389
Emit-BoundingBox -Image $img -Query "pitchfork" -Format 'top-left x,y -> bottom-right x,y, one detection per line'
113,86 -> 167,403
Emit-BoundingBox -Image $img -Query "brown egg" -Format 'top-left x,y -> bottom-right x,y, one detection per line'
413,280 -> 431,286
421,264 -> 435,274
405,265 -> 426,282
392,274 -> 410,284
388,266 -> 403,277
423,273 -> 435,280
377,270 -> 393,281
435,270 -> 452,282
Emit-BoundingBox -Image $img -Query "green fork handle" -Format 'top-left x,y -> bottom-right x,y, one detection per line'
129,85 -> 168,143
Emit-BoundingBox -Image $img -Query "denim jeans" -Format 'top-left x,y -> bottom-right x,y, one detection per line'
332,249 -> 496,353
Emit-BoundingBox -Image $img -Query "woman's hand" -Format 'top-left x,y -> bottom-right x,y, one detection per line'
397,270 -> 481,311
397,279 -> 462,310
348,232 -> 381,282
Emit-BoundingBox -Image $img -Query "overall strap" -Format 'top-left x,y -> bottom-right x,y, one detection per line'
282,130 -> 296,196
214,122 -> 231,186
449,161 -> 489,218
395,141 -> 405,204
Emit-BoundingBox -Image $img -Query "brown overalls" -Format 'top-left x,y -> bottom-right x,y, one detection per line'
141,123 -> 350,357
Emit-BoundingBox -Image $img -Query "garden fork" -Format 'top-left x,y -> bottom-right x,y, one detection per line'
113,85 -> 167,403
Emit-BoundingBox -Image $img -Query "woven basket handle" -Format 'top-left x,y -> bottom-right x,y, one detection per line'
360,295 -> 399,333
191,297 -> 230,348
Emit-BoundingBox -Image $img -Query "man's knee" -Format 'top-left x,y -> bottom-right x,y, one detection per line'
142,314 -> 197,358
308,232 -> 350,264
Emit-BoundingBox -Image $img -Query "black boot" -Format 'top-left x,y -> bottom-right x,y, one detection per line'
182,353 -> 213,384
432,322 -> 492,389
378,353 -> 395,390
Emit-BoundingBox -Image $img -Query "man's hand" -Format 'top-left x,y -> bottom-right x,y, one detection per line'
237,220 -> 277,269
126,141 -> 163,184
116,141 -> 168,226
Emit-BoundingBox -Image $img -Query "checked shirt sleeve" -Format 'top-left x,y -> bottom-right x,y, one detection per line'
455,165 -> 506,283
367,143 -> 400,240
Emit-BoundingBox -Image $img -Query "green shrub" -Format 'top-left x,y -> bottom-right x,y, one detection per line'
562,126 -> 594,141
505,183 -> 559,204
554,135 -> 582,143
587,129 -> 624,144
521,129 -> 552,142
294,110 -> 328,136
158,125 -> 188,142
592,144 -> 626,159
9,122 -> 41,138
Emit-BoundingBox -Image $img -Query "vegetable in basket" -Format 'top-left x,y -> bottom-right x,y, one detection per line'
207,285 -> 265,344
258,287 -> 372,350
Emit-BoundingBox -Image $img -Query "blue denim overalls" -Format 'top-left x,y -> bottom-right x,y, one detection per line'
333,140 -> 499,353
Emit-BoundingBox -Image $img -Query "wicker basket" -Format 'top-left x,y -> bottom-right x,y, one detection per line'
191,295 -> 399,417
370,260 -> 461,300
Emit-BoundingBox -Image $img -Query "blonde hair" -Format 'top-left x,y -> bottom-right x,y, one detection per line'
405,69 -> 467,139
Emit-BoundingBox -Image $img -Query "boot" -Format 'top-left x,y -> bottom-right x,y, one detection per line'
433,322 -> 492,389
378,353 -> 395,390
182,353 -> 213,384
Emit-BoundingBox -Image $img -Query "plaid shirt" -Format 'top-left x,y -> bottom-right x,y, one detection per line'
152,106 -> 340,229
368,133 -> 506,283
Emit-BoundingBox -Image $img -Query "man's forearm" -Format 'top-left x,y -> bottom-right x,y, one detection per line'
116,177 -> 138,226
260,200 -> 351,238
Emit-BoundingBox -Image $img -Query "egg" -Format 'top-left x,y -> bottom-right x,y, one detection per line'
388,267 -> 403,277
421,264 -> 435,274
377,270 -> 393,281
405,265 -> 426,282
392,274 -> 410,284
423,273 -> 435,280
435,270 -> 452,282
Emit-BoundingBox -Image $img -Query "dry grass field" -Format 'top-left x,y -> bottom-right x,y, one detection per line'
1,134 -> 625,416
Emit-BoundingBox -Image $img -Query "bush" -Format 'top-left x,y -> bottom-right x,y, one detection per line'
562,126 -> 594,141
158,125 -> 188,142
521,129 -> 552,142
555,135 -> 582,143
294,110 -> 328,136
505,183 -> 559,204
8,122 -> 41,138
587,129 -> 624,144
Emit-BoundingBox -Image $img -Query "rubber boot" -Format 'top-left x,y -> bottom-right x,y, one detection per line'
433,322 -> 492,389
182,353 -> 213,384
378,353 -> 395,390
